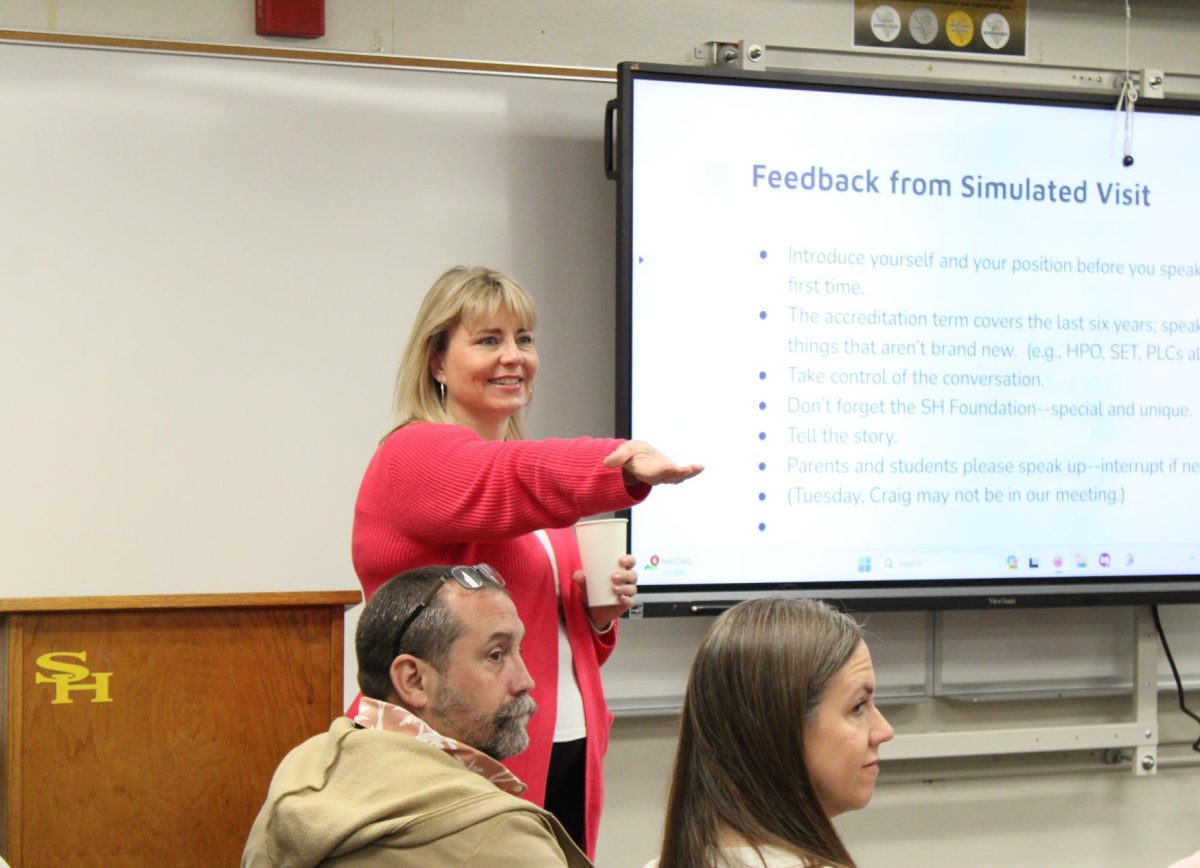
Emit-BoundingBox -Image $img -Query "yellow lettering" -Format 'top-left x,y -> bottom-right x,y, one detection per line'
83,671 -> 114,703
35,651 -> 114,704
35,651 -> 90,680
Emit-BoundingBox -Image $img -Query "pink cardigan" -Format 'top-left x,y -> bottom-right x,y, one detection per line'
351,422 -> 649,856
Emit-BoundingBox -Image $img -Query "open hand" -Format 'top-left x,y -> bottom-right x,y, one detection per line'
603,440 -> 704,486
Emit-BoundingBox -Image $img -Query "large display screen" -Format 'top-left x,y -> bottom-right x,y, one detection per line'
613,62 -> 1200,613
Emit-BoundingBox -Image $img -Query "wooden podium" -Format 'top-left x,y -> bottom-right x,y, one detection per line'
1,591 -> 361,867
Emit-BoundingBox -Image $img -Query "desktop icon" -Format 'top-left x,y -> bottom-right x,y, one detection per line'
1006,555 -> 1019,569
857,556 -> 872,573
1099,552 -> 1111,567
1028,557 -> 1039,568
1076,553 -> 1088,568
1124,553 -> 1134,567
1053,555 -> 1064,569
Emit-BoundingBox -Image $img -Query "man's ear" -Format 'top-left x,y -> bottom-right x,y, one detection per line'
390,654 -> 434,709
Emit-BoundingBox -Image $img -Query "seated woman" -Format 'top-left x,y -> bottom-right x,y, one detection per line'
647,597 -> 894,868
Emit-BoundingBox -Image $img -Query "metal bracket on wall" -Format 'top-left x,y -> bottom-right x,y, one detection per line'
696,39 -> 767,71
892,606 -> 1160,775
692,39 -> 1199,102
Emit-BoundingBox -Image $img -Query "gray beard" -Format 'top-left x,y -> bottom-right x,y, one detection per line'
431,687 -> 537,761
481,692 -> 537,760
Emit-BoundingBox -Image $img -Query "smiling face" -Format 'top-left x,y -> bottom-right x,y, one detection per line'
432,307 -> 538,441
802,641 -> 894,817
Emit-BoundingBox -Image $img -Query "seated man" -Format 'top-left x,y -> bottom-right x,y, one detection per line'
242,564 -> 592,867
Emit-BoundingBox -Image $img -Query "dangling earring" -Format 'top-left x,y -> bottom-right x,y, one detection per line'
436,380 -> 446,404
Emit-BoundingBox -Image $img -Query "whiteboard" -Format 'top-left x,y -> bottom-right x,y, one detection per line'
0,40 -> 618,598
1,39 -> 1196,698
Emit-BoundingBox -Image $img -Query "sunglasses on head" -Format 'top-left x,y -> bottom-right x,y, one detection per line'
392,563 -> 506,658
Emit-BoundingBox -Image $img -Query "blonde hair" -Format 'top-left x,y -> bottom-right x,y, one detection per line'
390,266 -> 538,441
657,597 -> 864,868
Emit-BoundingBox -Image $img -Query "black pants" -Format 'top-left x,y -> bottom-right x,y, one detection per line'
545,737 -> 587,852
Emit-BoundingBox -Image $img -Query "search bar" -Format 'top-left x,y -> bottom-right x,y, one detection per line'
882,556 -> 924,572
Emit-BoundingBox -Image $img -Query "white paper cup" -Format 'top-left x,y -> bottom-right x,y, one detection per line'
573,517 -> 628,607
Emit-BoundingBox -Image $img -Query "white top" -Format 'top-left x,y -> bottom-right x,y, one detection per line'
535,530 -> 587,742
554,616 -> 587,740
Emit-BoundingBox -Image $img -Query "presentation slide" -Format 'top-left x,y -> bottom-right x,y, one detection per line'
625,74 -> 1200,592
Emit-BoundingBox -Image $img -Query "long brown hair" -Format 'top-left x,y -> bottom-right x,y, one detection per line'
657,597 -> 863,868
388,266 -> 538,442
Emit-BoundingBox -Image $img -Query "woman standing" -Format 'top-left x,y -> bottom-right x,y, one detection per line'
648,597 -> 894,868
352,266 -> 701,857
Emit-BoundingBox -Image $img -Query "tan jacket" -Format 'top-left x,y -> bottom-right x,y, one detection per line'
242,718 -> 591,868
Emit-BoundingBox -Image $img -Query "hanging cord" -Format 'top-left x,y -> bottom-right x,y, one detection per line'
1151,605 -> 1200,753
1113,0 -> 1137,166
